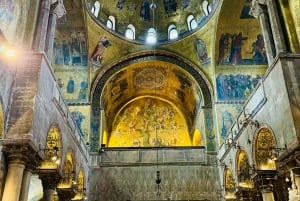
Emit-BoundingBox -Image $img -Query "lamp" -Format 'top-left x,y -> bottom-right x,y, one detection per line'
146,0 -> 157,45
99,143 -> 106,154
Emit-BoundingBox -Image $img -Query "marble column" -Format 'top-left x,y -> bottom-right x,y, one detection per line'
250,0 -> 275,63
45,1 -> 66,60
19,167 -> 33,201
265,0 -> 287,54
1,155 -> 26,201
32,0 -> 51,52
56,187 -> 77,201
40,173 -> 62,201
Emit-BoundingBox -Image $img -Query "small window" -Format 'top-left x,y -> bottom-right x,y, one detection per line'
202,0 -> 211,16
168,24 -> 178,40
91,1 -> 100,17
106,16 -> 115,30
187,15 -> 197,30
125,24 -> 136,40
146,28 -> 157,44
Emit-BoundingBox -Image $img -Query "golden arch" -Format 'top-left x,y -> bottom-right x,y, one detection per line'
74,169 -> 85,199
59,150 -> 75,188
254,127 -> 276,170
40,126 -> 61,169
236,150 -> 253,188
224,167 -> 236,199
192,129 -> 202,146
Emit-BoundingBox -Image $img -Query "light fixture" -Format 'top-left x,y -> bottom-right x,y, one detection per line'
146,0 -> 157,45
99,143 -> 106,154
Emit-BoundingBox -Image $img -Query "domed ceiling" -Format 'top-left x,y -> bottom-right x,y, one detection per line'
86,0 -> 218,44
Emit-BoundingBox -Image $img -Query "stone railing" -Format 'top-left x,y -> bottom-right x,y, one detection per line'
89,147 -> 217,167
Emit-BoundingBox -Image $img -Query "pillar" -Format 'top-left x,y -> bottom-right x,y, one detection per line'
40,173 -> 62,201
19,167 -> 33,201
265,0 -> 287,53
45,1 -> 66,60
56,187 -> 76,201
250,0 -> 275,63
33,0 -> 51,51
1,154 -> 26,201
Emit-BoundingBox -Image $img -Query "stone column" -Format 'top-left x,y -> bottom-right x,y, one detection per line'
1,149 -> 27,201
19,167 -> 33,201
265,0 -> 287,54
40,172 -> 62,201
250,0 -> 275,63
45,1 -> 66,60
32,0 -> 51,52
56,187 -> 77,201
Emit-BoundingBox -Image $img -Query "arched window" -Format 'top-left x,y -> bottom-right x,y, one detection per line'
187,15 -> 197,31
146,28 -> 157,44
125,24 -> 135,40
106,16 -> 115,30
168,24 -> 178,40
91,1 -> 100,17
202,0 -> 212,16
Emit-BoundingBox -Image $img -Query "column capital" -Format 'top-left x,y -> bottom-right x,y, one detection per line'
56,187 -> 77,201
2,144 -> 41,166
249,0 -> 266,18
39,170 -> 63,190
51,0 -> 66,19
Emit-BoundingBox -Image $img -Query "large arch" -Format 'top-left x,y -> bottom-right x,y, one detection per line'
90,51 -> 213,150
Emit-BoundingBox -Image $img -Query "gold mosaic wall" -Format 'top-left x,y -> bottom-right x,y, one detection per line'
109,97 -> 191,147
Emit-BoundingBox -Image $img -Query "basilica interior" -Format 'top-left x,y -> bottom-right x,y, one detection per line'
0,0 -> 300,201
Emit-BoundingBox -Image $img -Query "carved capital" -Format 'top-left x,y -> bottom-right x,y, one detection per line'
39,170 -> 63,190
2,144 -> 41,167
249,0 -> 266,18
56,187 -> 77,201
51,0 -> 66,19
